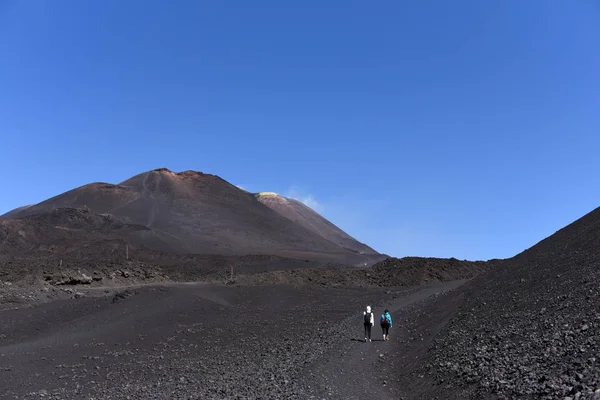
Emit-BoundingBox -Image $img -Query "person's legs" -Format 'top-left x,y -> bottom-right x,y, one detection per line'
367,324 -> 372,341
364,323 -> 368,342
384,326 -> 390,340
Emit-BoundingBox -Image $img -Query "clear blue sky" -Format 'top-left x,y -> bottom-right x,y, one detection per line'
1,0 -> 599,261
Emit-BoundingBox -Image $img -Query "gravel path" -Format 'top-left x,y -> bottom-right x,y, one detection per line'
296,280 -> 467,399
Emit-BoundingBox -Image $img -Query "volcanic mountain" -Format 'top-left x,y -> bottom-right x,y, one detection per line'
255,191 -> 377,255
1,168 -> 383,265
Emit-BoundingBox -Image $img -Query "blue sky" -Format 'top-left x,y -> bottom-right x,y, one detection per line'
1,1 -> 599,261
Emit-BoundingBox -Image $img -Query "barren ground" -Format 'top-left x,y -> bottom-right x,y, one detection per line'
0,280 -> 465,399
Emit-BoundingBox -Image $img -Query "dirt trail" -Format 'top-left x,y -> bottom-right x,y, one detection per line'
299,279 -> 467,399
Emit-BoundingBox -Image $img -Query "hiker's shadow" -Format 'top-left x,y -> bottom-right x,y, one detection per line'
350,338 -> 385,342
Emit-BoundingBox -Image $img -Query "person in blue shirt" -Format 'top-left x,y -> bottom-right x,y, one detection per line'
380,309 -> 393,341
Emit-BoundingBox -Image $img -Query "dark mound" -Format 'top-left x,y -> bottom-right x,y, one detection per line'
1,168 -> 383,265
389,206 -> 600,399
369,256 -> 496,285
256,192 -> 378,255
237,256 -> 497,287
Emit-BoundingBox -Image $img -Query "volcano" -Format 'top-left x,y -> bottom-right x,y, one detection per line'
1,168 -> 383,265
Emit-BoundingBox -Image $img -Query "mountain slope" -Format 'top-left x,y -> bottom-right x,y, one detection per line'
1,205 -> 33,219
394,205 -> 600,399
0,207 -> 152,255
2,168 -> 381,264
255,192 -> 378,255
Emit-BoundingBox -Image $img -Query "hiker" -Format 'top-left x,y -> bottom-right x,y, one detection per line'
363,305 -> 374,342
380,309 -> 393,341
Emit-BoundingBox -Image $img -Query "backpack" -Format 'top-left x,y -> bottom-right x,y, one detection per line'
381,313 -> 390,326
364,312 -> 371,324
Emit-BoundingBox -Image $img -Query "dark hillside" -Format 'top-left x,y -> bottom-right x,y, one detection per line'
235,256 -> 497,287
0,207 -> 370,286
392,206 -> 600,399
0,205 -> 33,219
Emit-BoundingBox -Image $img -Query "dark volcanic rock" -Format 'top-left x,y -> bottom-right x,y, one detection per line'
237,256 -> 497,288
45,271 -> 93,286
112,288 -> 139,303
396,206 -> 600,399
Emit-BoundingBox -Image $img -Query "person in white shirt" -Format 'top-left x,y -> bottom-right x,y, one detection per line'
363,305 -> 374,342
